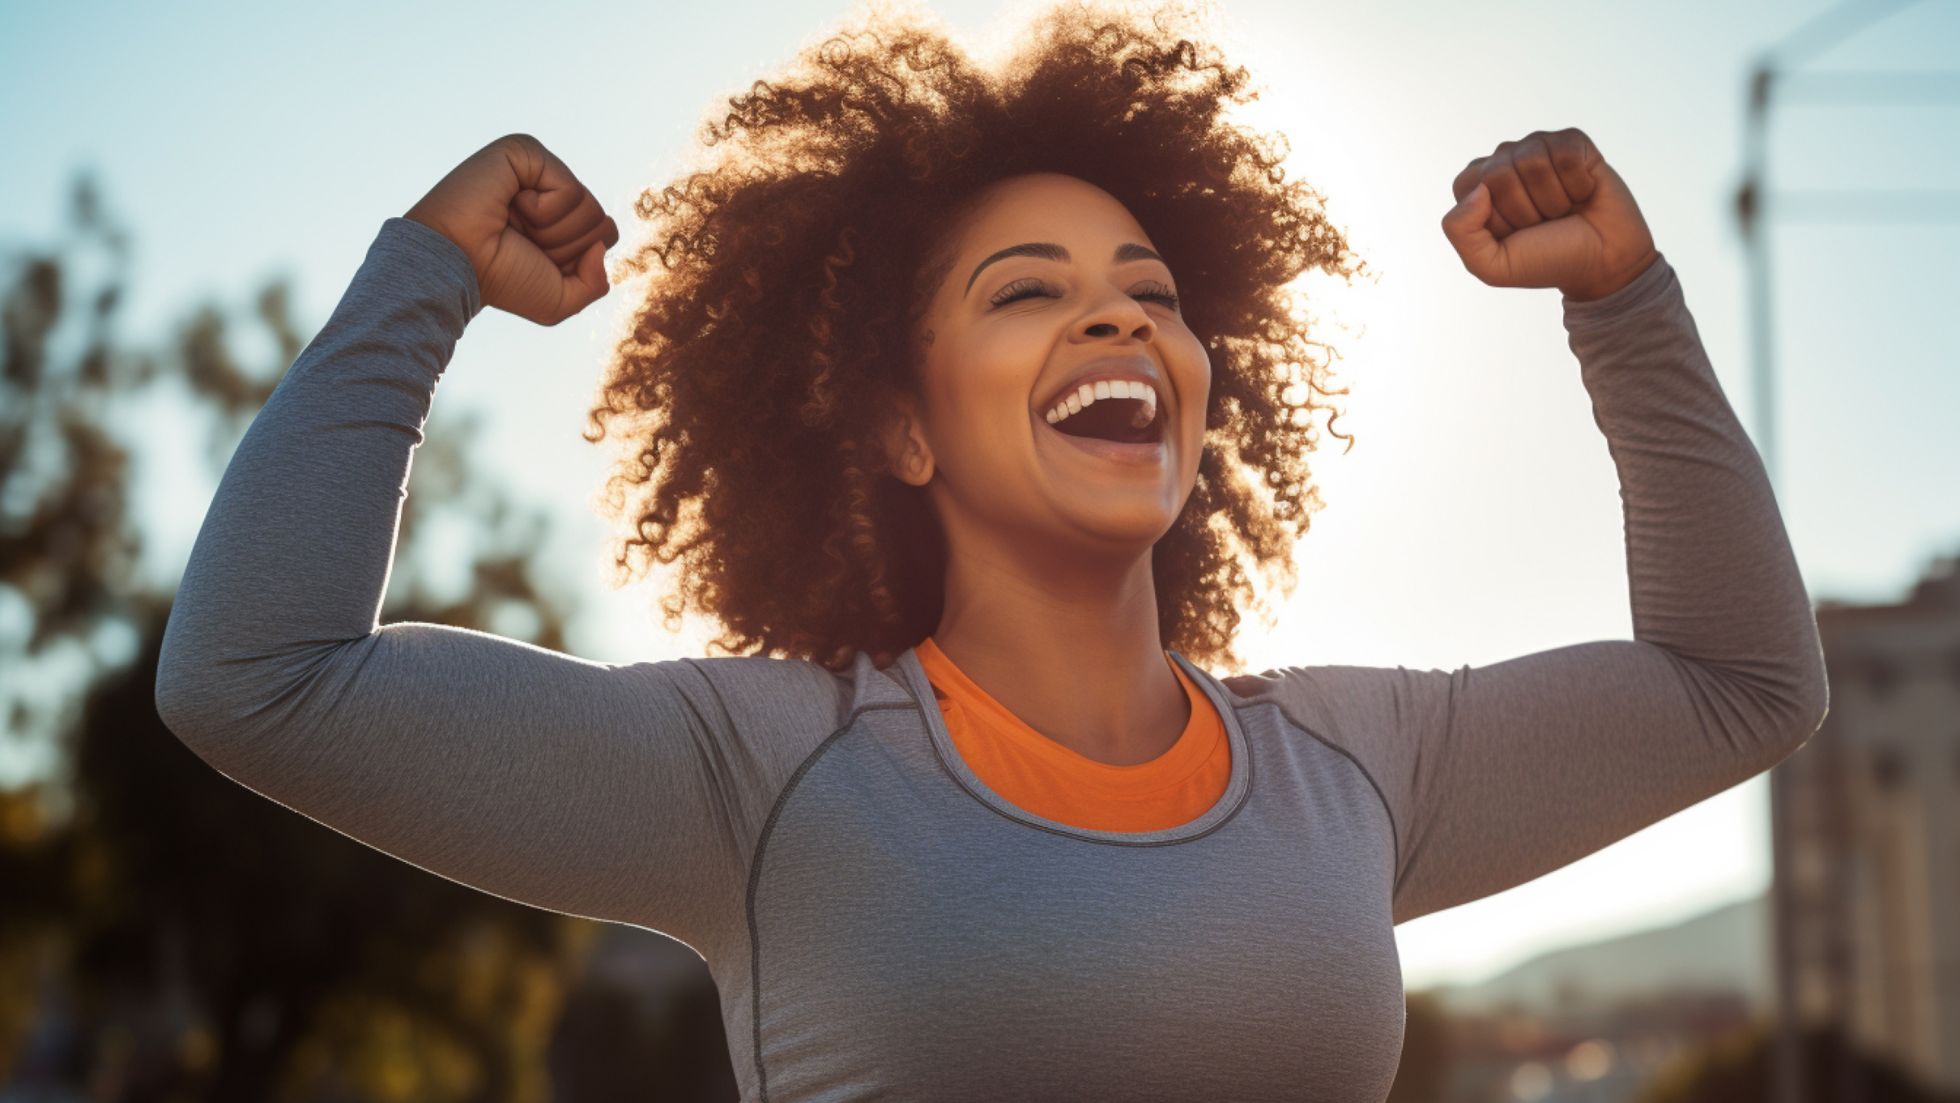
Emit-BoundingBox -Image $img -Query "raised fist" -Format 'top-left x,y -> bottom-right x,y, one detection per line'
1440,127 -> 1660,302
405,133 -> 620,326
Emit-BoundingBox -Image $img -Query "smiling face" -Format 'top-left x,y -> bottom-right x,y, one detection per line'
885,172 -> 1211,567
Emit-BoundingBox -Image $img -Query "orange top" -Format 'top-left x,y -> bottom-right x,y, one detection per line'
914,635 -> 1231,832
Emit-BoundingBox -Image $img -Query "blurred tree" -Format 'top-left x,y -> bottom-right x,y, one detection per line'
1634,1019 -> 1960,1103
0,171 -> 739,1101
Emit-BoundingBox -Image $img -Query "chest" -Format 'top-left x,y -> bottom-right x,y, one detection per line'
738,712 -> 1407,1102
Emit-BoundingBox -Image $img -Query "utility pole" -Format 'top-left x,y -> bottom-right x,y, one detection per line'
1736,3 -> 1957,1101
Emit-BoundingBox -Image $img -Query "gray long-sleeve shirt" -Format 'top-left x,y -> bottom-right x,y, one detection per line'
154,215 -> 1830,1101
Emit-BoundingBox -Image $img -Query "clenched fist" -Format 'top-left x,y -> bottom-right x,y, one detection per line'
1440,128 -> 1661,302
405,133 -> 620,326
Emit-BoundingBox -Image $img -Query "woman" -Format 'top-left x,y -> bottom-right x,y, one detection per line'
155,2 -> 1829,1099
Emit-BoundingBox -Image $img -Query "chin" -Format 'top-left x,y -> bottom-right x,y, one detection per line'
1065,505 -> 1180,549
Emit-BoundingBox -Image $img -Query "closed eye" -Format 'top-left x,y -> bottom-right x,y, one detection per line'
989,277 -> 1180,311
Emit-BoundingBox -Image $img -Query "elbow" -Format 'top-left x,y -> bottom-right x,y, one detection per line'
1708,641 -> 1830,763
153,614 -> 242,750
153,663 -> 218,748
1770,685 -> 1829,760
154,623 -> 196,738
153,664 -> 267,776
1789,666 -> 1831,743
1775,642 -> 1832,751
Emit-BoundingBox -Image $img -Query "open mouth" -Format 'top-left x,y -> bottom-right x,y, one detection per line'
1042,394 -> 1164,445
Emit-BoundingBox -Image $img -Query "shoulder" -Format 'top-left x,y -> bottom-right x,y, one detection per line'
1221,662 -> 1455,748
1218,662 -> 1458,833
671,653 -> 857,739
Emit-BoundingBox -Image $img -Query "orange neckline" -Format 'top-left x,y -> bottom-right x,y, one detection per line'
915,635 -> 1218,797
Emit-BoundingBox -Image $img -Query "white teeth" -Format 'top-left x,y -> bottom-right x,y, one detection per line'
1041,378 -> 1162,432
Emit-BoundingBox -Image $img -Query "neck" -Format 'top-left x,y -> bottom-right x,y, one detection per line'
927,535 -> 1190,766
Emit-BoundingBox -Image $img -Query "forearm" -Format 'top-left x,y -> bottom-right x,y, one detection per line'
1563,253 -> 1828,734
156,217 -> 482,726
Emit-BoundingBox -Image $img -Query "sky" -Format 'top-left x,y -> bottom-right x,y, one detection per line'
3,0 -> 1956,992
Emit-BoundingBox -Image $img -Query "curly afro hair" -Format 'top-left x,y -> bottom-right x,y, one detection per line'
585,0 -> 1365,674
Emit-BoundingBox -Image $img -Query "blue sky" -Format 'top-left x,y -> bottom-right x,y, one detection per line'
4,0 -> 1955,991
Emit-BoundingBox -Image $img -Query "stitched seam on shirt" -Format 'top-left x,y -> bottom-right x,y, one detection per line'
744,701 -> 915,1103
1236,697 -> 1403,899
1395,670 -> 1462,904
675,658 -> 781,895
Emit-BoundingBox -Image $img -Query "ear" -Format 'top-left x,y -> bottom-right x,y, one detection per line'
880,393 -> 935,487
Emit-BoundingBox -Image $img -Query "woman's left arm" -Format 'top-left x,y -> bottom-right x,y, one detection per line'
1440,128 -> 1830,747
1401,250 -> 1826,924
1231,249 -> 1830,927
1238,132 -> 1827,925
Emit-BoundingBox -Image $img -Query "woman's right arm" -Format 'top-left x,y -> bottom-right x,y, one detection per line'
153,209 -> 757,944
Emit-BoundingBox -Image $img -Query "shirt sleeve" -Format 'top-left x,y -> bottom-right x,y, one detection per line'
1227,253 -> 1831,926
152,217 -> 841,948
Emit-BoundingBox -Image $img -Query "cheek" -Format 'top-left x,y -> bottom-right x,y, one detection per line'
937,330 -> 1045,411
922,365 -> 1037,467
1170,330 -> 1211,411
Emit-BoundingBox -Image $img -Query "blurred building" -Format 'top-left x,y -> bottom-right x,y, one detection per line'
1773,551 -> 1960,1094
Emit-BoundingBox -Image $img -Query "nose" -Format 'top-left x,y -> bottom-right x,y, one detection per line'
1074,285 -> 1155,342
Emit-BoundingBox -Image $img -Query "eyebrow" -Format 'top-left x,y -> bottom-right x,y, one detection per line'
963,241 -> 1166,297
